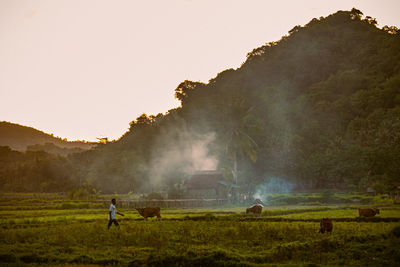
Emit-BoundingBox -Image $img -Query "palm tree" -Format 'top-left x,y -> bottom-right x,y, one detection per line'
214,95 -> 259,185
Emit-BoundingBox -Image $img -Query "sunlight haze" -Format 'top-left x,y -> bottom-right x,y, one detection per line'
1,0 -> 399,141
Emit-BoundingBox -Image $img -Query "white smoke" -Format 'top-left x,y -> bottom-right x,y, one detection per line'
191,133 -> 218,170
253,176 -> 294,202
146,129 -> 218,191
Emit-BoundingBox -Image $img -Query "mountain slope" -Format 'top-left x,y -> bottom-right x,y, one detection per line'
0,121 -> 94,152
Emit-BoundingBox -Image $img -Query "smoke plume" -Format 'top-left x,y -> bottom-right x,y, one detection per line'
253,176 -> 294,202
146,125 -> 218,191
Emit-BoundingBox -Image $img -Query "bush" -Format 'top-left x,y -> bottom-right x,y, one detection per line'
391,226 -> 400,238
373,194 -> 394,205
144,192 -> 164,200
60,202 -> 89,209
321,190 -> 334,203
167,187 -> 184,199
67,183 -> 100,200
67,188 -> 89,200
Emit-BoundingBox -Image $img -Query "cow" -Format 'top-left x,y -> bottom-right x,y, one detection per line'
358,208 -> 380,217
246,204 -> 263,216
319,218 -> 333,234
136,207 -> 162,220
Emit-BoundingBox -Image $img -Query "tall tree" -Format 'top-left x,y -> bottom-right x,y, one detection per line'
214,95 -> 259,184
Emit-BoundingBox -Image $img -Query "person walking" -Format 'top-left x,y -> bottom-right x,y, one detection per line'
108,198 -> 124,229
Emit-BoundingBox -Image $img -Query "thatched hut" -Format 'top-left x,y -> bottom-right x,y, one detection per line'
184,170 -> 227,198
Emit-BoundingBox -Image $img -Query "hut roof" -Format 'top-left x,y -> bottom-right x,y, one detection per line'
185,170 -> 225,190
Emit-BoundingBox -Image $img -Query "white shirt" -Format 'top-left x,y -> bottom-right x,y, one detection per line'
109,204 -> 117,220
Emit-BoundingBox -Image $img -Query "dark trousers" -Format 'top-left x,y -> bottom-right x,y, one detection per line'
108,219 -> 119,229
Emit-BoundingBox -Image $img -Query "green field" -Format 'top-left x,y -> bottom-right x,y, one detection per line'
1,196 -> 400,266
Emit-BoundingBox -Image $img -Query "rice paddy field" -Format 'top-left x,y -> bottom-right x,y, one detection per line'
1,194 -> 400,266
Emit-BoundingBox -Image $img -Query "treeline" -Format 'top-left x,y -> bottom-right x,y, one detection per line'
1,9 -> 399,194
27,143 -> 86,156
0,146 -> 75,192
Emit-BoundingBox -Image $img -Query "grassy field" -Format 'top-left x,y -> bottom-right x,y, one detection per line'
1,195 -> 400,266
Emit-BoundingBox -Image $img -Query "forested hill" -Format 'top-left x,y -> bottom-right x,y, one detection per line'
2,9 -> 399,193
69,8 -> 399,194
0,121 -> 94,151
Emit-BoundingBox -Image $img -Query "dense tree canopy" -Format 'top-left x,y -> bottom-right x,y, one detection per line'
0,146 -> 74,192
1,9 -> 399,194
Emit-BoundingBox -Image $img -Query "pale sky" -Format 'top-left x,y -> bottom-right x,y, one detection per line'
1,0 -> 399,141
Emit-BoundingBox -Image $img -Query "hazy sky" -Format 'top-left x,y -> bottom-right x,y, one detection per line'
1,0 -> 399,141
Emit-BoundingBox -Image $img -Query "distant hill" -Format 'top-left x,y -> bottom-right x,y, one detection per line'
0,121 -> 94,152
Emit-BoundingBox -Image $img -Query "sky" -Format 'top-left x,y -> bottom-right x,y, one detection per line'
1,0 -> 399,141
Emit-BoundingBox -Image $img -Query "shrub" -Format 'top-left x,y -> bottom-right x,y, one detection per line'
391,226 -> 400,238
144,192 -> 164,200
67,188 -> 89,200
60,202 -> 89,209
321,190 -> 334,203
373,194 -> 394,205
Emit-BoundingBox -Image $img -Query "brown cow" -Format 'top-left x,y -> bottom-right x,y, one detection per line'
246,204 -> 263,216
319,218 -> 333,234
136,207 -> 162,220
358,208 -> 380,217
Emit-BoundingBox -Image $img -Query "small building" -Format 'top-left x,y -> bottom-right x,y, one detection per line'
183,170 -> 227,199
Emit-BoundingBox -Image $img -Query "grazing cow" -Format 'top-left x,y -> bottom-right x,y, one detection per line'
246,204 -> 263,216
136,207 -> 162,220
358,208 -> 380,217
319,218 -> 333,234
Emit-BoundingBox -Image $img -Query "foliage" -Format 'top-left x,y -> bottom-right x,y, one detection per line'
76,9 -> 398,194
144,192 -> 164,200
373,194 -> 395,205
67,182 -> 100,200
321,190 -> 335,203
0,147 -> 75,192
1,9 -> 400,194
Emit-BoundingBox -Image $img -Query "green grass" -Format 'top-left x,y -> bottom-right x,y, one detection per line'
268,207 -> 400,219
1,219 -> 399,265
1,195 -> 400,265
